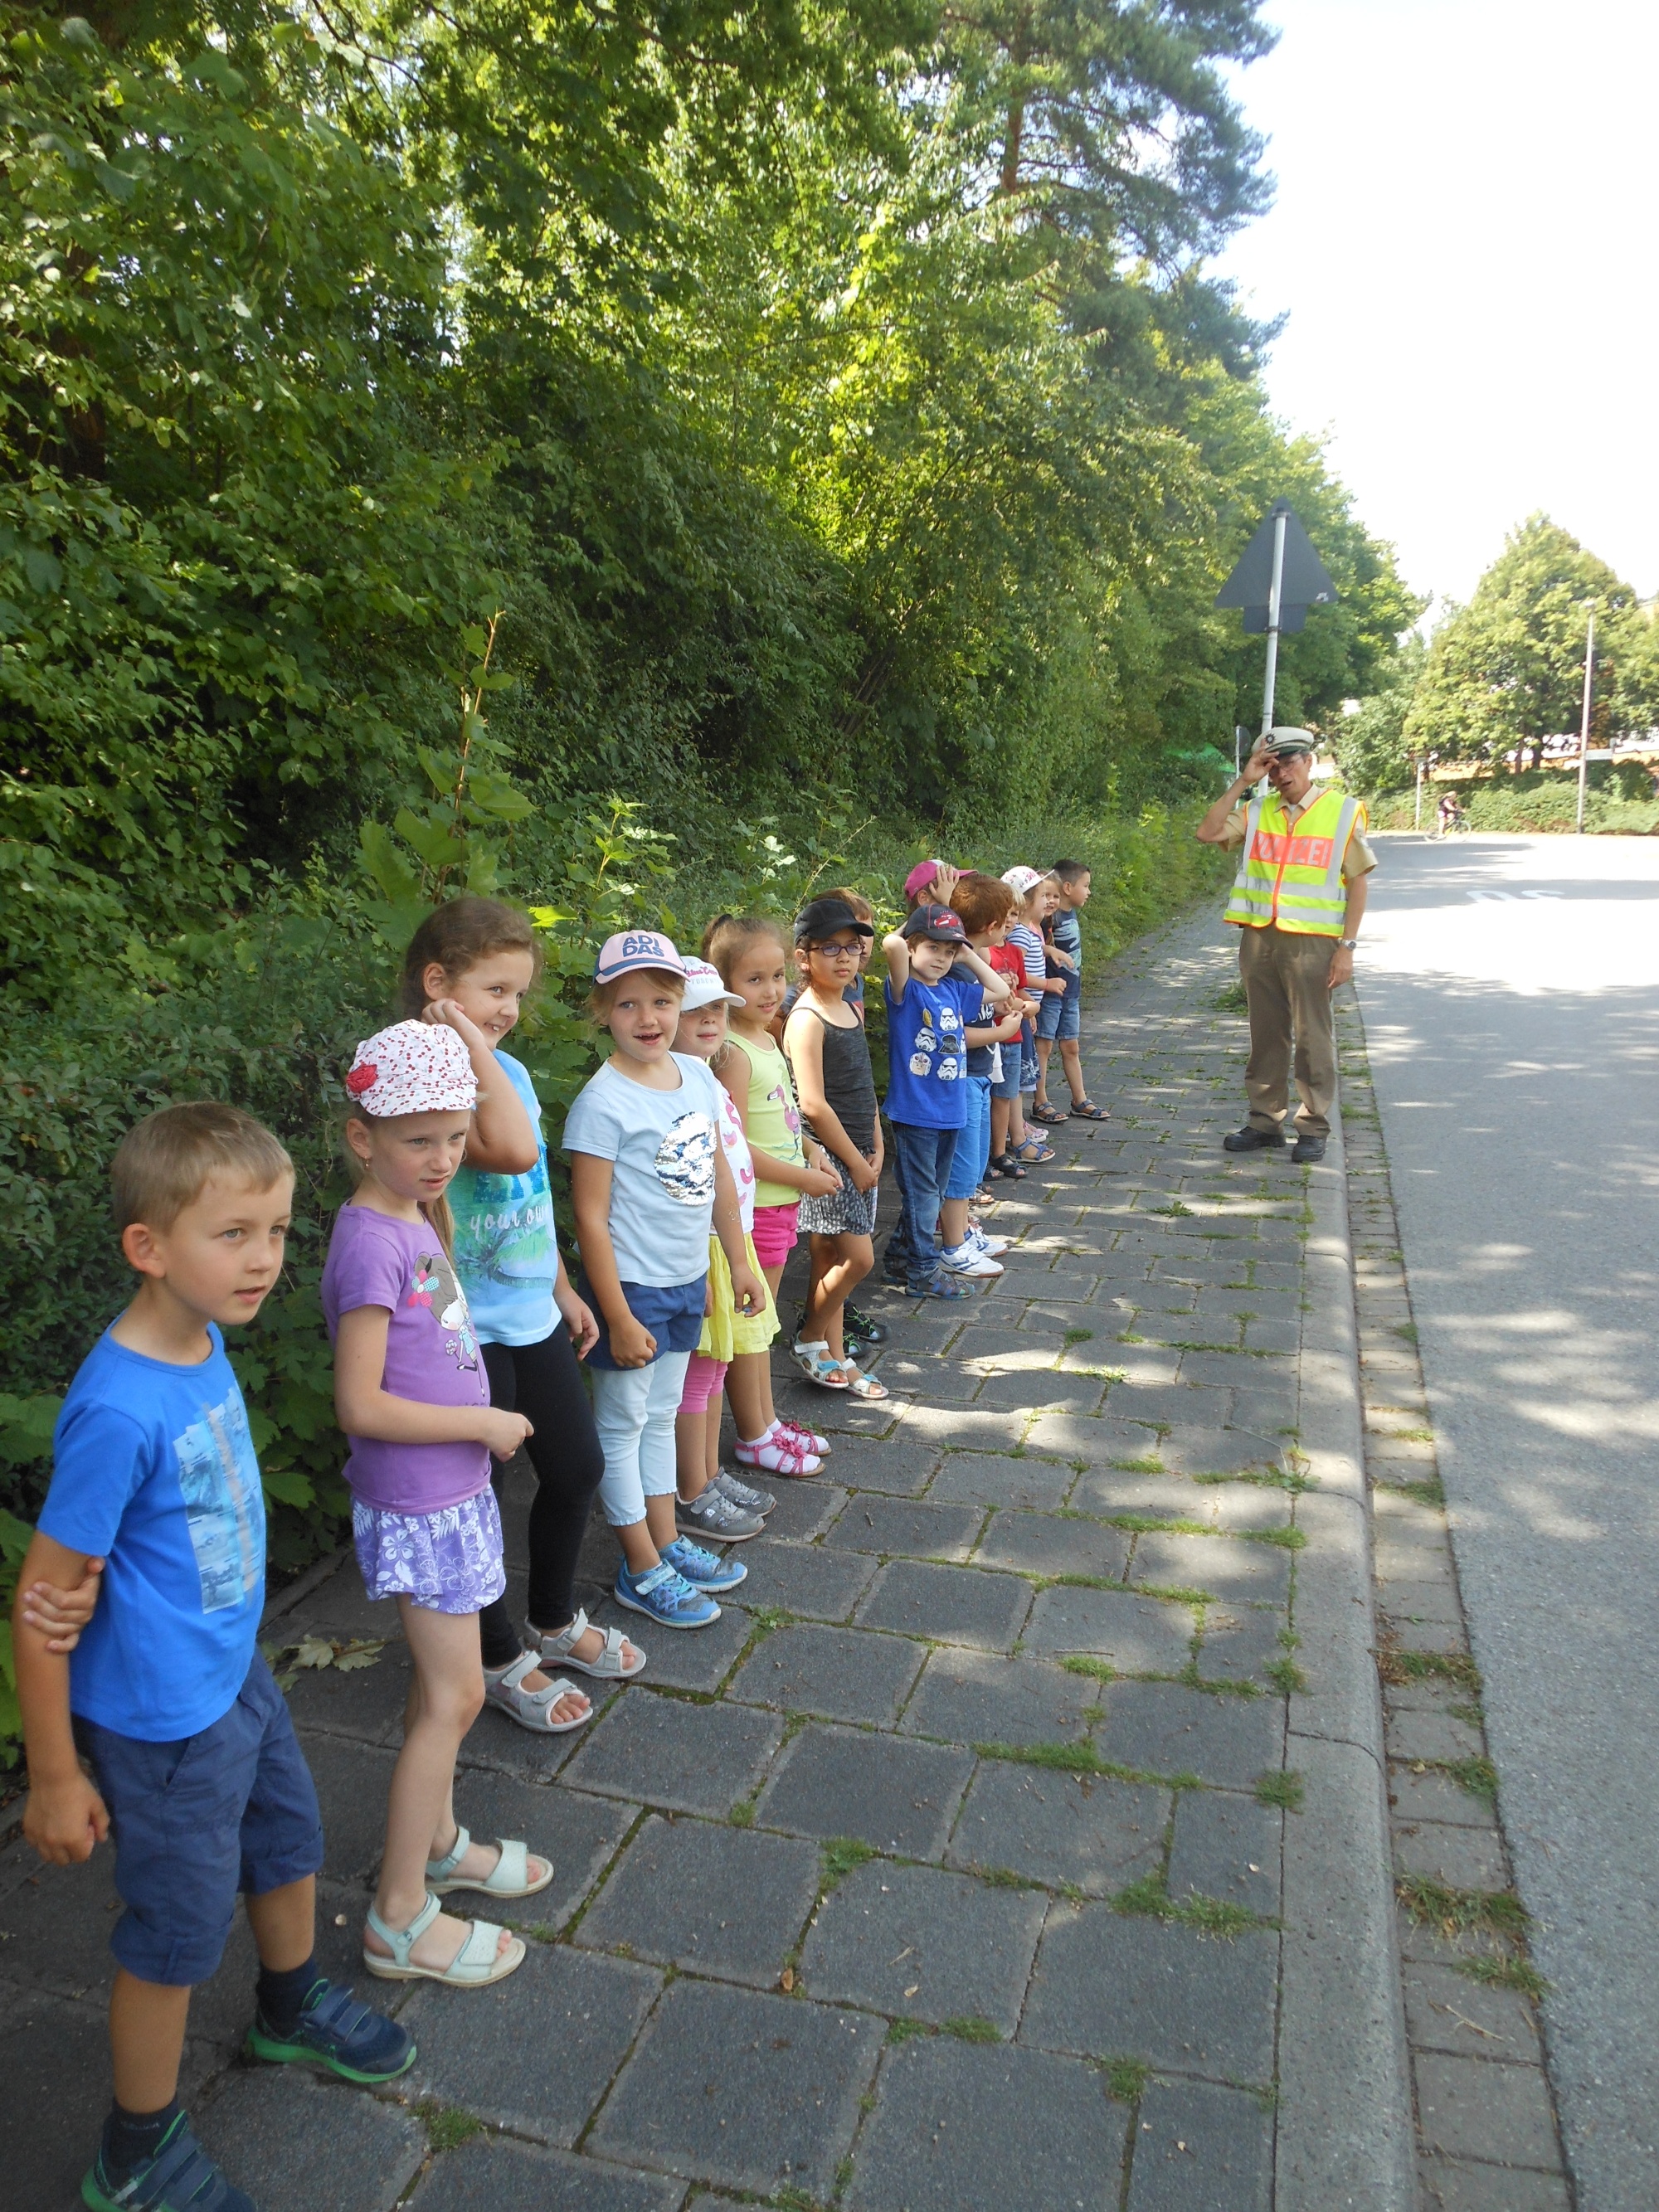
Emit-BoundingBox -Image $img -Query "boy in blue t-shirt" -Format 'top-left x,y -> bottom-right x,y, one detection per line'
879,904 -> 1013,1297
1033,859 -> 1109,1122
14,1104 -> 413,2212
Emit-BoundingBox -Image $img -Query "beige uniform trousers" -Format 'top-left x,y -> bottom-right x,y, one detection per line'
1235,923 -> 1340,1137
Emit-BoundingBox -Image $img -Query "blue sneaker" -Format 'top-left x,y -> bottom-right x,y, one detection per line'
910,1274 -> 973,1300
661,1537 -> 748,1593
83,2114 -> 253,2212
248,1976 -> 415,2083
615,1560 -> 722,1628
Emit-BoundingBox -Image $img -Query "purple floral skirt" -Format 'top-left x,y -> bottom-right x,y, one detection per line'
352,1487 -> 507,1614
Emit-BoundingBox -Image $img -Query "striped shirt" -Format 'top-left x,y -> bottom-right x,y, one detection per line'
1006,921 -> 1047,989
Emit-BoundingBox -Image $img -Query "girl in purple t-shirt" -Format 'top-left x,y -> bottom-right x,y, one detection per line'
322,1018 -> 552,1992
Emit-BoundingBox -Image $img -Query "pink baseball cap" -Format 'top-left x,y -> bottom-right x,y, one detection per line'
681,957 -> 744,1012
594,929 -> 685,985
903,859 -> 944,901
344,1020 -> 477,1118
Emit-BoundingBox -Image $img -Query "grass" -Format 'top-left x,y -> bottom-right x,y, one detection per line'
1396,1874 -> 1530,1942
1379,1475 -> 1445,1509
1430,1756 -> 1499,1803
1391,1321 -> 1419,1344
1376,1646 -> 1481,1694
1063,1327 -> 1094,1346
1262,1657 -> 1308,1695
1112,1873 -> 1264,1937
1103,2056 -> 1152,2101
1457,1953 -> 1549,2001
416,2103 -> 484,2155
974,1739 -> 1201,1791
1059,1655 -> 1116,1683
1254,1769 -> 1305,1811
1246,1524 -> 1306,1551
728,1796 -> 757,1828
1112,1455 -> 1165,1475
820,1836 -> 878,1888
1148,1199 -> 1196,1218
942,2016 -> 1003,2043
886,2016 -> 930,2044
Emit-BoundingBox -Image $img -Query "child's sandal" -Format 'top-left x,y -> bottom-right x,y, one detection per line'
1030,1102 -> 1068,1125
484,1650 -> 591,1735
1068,1100 -> 1109,1120
1014,1139 -> 1056,1164
537,1607 -> 646,1680
791,1339 -> 849,1389
363,1894 -> 525,1987
426,1824 -> 553,1900
838,1361 -> 888,1400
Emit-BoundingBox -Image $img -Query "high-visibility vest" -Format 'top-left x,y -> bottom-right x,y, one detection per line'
1224,786 -> 1364,936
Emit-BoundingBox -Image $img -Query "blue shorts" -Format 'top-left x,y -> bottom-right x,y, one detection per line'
1037,968 -> 1082,1042
580,1275 -> 707,1369
75,1650 -> 324,1987
990,1041 -> 1023,1100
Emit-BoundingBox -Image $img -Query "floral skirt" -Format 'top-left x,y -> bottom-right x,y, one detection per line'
352,1487 -> 507,1614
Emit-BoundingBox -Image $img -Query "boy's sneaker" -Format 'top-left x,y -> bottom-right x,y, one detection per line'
968,1226 -> 1011,1257
248,1977 -> 415,2084
676,1486 -> 765,1543
614,1560 -> 722,1629
844,1302 -> 888,1347
940,1240 -> 1004,1277
661,1537 -> 748,1592
909,1274 -> 973,1300
713,1468 -> 776,1516
83,2114 -> 255,2212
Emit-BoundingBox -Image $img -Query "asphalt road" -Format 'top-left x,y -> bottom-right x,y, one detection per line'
1356,831 -> 1659,2212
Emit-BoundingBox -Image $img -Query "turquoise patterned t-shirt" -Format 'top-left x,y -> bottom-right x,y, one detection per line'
447,1050 -> 561,1347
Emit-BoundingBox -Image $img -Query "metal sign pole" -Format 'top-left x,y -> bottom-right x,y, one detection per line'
1259,507 -> 1288,737
1575,608 -> 1596,834
1415,759 -> 1423,831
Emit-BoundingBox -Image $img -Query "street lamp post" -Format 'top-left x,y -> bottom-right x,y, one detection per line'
1575,607 -> 1597,835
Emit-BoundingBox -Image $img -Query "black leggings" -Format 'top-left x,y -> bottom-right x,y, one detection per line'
476,1328 -> 606,1670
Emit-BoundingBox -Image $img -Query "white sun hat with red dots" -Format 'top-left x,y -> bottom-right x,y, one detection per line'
344,1020 -> 478,1118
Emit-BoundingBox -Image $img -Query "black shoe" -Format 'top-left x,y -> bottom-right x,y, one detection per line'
1222,1125 -> 1286,1154
1291,1134 -> 1327,1164
844,1303 -> 888,1348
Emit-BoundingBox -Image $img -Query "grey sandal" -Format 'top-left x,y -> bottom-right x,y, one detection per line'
426,1825 -> 553,1900
537,1606 -> 646,1682
362,1894 -> 524,1986
484,1649 -> 591,1734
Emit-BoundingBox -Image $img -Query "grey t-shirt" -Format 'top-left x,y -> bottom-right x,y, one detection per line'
562,1053 -> 724,1287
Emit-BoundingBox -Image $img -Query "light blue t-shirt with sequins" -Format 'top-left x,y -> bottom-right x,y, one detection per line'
563,1053 -> 723,1288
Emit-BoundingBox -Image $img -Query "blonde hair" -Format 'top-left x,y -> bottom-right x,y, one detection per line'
700,912 -> 786,985
828,887 -> 875,921
112,1103 -> 292,1234
586,967 -> 687,1025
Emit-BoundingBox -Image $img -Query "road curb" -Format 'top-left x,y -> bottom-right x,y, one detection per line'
1275,1102 -> 1418,2212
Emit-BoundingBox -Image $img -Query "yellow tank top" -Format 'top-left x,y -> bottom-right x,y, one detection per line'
738,1030 -> 806,1208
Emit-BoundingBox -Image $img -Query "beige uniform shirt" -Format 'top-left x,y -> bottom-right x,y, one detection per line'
1219,799 -> 1377,880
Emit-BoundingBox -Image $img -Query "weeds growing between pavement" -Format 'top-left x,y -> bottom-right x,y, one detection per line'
1376,1645 -> 1481,1694
1397,1874 -> 1529,1942
1457,1953 -> 1549,2001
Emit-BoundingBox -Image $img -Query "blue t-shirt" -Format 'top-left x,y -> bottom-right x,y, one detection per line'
448,1051 -> 561,1349
562,1053 -> 725,1287
883,972 -> 981,1130
39,1326 -> 265,1742
1051,907 -> 1082,976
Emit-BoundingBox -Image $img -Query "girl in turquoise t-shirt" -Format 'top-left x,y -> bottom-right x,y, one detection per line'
403,898 -> 645,1724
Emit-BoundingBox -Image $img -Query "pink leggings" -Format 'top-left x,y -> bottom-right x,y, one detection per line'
678,1354 -> 729,1417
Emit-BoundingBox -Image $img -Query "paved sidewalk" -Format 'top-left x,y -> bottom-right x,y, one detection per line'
0,909 -> 1409,2212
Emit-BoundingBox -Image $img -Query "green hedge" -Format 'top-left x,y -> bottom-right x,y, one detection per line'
1365,764 -> 1659,836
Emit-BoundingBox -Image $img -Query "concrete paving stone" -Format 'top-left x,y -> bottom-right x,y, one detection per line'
858,1558 -> 1034,1651
946,1762 -> 1168,1895
1187,1480 -> 1294,1533
1109,1350 -> 1186,1388
457,1691 -> 598,1782
1023,1586 -> 1196,1675
1417,2160 -> 1571,2211
1224,1386 -> 1301,1434
892,1401 -> 1034,1454
403,1942 -> 660,2145
588,1976 -> 879,2199
1194,1605 -> 1287,1687
1239,1315 -> 1302,1353
1165,1789 -> 1282,1918
1155,1426 -> 1282,1477
1130,1531 -> 1291,1605
1378,1577 -> 1467,1626
1112,1284 -> 1202,1316
281,1564 -> 398,1644
1103,1384 -> 1236,1430
584,1599 -> 754,1695
975,1508 -> 1130,1583
1024,1410 -> 1173,1461
1394,1821 -> 1508,1891
1414,2052 -> 1564,2168
775,1376 -> 910,1439
973,1369 -> 1108,1414
849,2035 -> 1126,2212
951,1330 -> 1068,1374
930,1451 -> 1076,1512
561,1689 -> 784,1819
445,1780 -> 636,1930
1404,1961 -> 1545,2063
1098,1679 -> 1285,1788
1389,1763 -> 1497,1830
729,1621 -> 925,1728
406,2137 -> 688,2212
800,1860 -> 1046,2031
865,1351 -> 985,1402
1384,1709 -> 1486,1764
574,1814 -> 820,1986
725,1540 -> 875,1621
1126,2076 -> 1273,2212
1069,1469 -> 1217,1523
784,1437 -> 927,1500
284,1634 -> 413,1745
756,1723 -> 975,1859
1021,1905 -> 1278,2081
825,1495 -> 985,1561
195,2069 -> 425,2212
751,1479 -> 850,1539
0,1986 -> 189,2210
1386,1612 -> 1469,1657
902,1650 -> 1097,1748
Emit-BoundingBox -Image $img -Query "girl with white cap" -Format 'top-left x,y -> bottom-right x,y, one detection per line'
323,1019 -> 552,1989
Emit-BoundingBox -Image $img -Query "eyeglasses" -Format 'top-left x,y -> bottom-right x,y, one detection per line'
805,941 -> 863,960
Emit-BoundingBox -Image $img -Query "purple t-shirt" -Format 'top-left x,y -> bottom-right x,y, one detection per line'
320,1205 -> 490,1514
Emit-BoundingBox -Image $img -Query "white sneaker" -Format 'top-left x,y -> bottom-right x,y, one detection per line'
969,1226 -> 1011,1257
940,1239 -> 1004,1276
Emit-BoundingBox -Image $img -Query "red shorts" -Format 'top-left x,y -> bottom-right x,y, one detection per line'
750,1202 -> 800,1271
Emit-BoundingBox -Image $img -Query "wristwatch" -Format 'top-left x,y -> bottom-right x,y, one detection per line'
1336,937 -> 1359,950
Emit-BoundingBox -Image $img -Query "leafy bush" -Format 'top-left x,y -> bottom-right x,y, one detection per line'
1365,764 -> 1659,835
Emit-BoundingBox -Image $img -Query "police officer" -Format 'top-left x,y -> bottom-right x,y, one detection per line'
1194,728 -> 1376,1165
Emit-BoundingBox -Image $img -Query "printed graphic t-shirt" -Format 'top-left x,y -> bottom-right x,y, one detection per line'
447,1050 -> 560,1349
1050,907 -> 1082,975
562,1052 -> 724,1286
716,1087 -> 758,1234
883,971 -> 981,1130
321,1206 -> 491,1514
40,1327 -> 265,1740
737,1030 -> 807,1209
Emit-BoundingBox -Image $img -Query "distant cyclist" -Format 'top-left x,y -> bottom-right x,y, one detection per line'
1436,791 -> 1464,838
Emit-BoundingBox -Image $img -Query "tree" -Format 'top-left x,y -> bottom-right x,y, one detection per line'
1404,516 -> 1635,768
1331,636 -> 1424,794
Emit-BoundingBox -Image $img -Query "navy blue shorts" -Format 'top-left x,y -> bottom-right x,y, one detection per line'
579,1274 -> 708,1370
1037,967 -> 1082,1042
75,1650 -> 324,1987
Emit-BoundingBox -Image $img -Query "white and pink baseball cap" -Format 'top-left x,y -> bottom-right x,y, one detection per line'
593,929 -> 685,985
680,957 -> 744,1012
344,1021 -> 477,1118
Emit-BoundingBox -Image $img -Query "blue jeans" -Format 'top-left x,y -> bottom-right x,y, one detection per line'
1037,966 -> 1082,1041
883,1121 -> 960,1288
943,1076 -> 993,1202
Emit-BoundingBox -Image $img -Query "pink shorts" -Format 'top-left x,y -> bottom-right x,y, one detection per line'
679,1354 -> 728,1417
751,1203 -> 800,1271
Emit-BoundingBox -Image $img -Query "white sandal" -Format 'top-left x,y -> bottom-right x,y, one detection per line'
426,1825 -> 553,1899
484,1649 -> 591,1734
363,1894 -> 524,1986
537,1607 -> 646,1682
791,1339 -> 849,1388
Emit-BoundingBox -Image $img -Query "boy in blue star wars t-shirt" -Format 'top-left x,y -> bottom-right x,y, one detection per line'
13,1104 -> 412,2212
881,903 -> 1012,1297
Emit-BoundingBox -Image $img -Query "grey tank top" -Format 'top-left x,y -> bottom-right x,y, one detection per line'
793,1009 -> 878,1155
